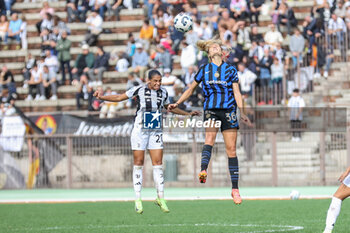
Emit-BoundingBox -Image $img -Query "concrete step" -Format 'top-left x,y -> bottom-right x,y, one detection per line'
255,160 -> 320,167
27,20 -> 143,32
249,166 -> 320,174
15,98 -> 76,108
14,68 -> 183,85
17,83 -> 127,95
262,154 -> 319,161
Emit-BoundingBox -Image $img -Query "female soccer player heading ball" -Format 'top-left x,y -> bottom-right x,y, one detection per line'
94,70 -> 199,214
168,38 -> 251,204
323,166 -> 350,233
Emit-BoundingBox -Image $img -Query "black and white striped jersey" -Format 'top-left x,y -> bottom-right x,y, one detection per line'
126,84 -> 169,127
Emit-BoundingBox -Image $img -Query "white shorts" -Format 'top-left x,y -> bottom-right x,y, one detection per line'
130,127 -> 163,151
343,173 -> 350,188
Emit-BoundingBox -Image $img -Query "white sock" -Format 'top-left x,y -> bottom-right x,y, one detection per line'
153,165 -> 164,199
325,197 -> 342,230
133,166 -> 143,200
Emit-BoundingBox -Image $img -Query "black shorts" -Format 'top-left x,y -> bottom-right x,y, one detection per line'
203,108 -> 239,131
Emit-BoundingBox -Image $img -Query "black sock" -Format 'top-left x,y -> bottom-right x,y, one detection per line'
228,157 -> 239,189
201,144 -> 213,171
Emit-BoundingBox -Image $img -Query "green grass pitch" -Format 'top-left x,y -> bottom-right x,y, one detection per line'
0,199 -> 349,232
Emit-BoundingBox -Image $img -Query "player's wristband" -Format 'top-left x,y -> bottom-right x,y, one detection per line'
175,102 -> 180,107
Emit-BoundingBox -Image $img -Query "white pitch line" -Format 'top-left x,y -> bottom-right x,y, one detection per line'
2,223 -> 304,233
0,195 -> 332,204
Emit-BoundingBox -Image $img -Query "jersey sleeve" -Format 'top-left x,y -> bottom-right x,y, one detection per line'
231,66 -> 239,83
194,65 -> 205,83
125,86 -> 139,98
163,89 -> 170,106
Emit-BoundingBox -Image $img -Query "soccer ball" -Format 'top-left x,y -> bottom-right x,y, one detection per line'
174,12 -> 193,33
289,190 -> 300,200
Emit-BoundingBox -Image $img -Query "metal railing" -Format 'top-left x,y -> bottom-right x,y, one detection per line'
2,127 -> 349,189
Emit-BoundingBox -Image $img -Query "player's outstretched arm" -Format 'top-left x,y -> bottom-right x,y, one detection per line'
168,81 -> 199,111
166,106 -> 200,116
338,166 -> 350,182
93,90 -> 129,102
233,83 -> 252,127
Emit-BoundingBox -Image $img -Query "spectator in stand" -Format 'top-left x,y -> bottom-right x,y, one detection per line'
57,31 -> 72,85
84,10 -> 103,46
139,19 -> 154,50
218,0 -> 230,13
277,2 -> 297,35
115,51 -> 129,72
328,13 -> 347,61
182,65 -> 196,89
20,15 -> 27,50
72,44 -> 95,82
99,86 -> 124,118
111,0 -> 125,21
257,48 -> 273,104
288,88 -> 305,142
53,15 -> 71,35
0,14 -> 8,42
237,62 -> 257,96
180,41 -> 196,75
323,43 -> 334,78
128,43 -> 148,81
270,57 -> 283,104
289,28 -> 305,69
302,15 -> 317,53
155,20 -> 168,41
36,1 -> 55,34
202,20 -> 213,41
40,28 -> 51,52
218,9 -> 236,33
51,27 -> 61,42
274,42 -> 286,63
3,0 -> 11,16
220,23 -> 234,47
88,46 -> 110,86
192,20 -> 203,39
93,0 -> 108,18
230,0 -> 248,20
168,19 -> 184,52
204,4 -> 219,31
153,8 -> 172,28
0,65 -> 16,97
40,13 -> 53,33
313,0 -> 327,21
263,24 -> 283,50
185,28 -> 199,46
26,64 -> 45,101
22,53 -> 36,88
125,33 -> 136,62
126,72 -> 143,90
44,49 -> 59,79
0,0 -> 6,16
161,68 -> 177,103
49,40 -> 58,56
334,1 -> 347,19
250,0 -> 264,24
234,20 -> 251,61
75,73 -> 93,110
154,44 -> 172,72
42,65 -> 57,100
4,12 -> 22,50
250,24 -> 263,43
67,0 -> 89,22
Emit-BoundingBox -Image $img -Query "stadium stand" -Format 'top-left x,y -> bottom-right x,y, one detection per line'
0,0 -> 350,114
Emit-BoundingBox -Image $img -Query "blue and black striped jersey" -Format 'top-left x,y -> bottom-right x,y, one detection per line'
194,62 -> 239,110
